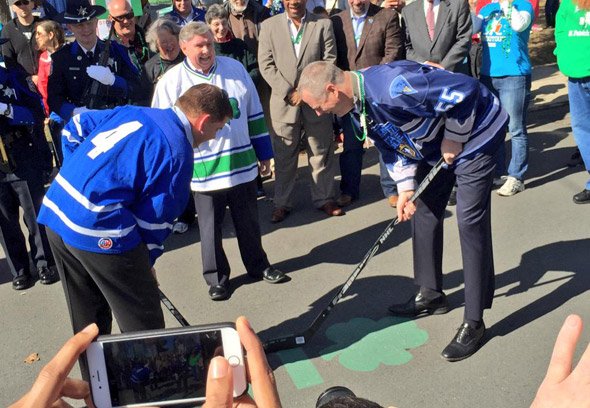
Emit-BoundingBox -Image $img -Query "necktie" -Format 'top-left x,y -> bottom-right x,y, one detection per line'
86,50 -> 94,60
426,0 -> 435,41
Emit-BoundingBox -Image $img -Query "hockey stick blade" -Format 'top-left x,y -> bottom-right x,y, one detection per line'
263,158 -> 445,353
159,289 -> 190,327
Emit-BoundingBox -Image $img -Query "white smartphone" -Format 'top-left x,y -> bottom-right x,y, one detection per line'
86,323 -> 247,408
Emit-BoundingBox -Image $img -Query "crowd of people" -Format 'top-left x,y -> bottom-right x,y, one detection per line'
0,0 -> 589,405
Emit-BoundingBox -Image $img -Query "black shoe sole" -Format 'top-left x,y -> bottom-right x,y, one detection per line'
13,280 -> 34,291
210,293 -> 229,301
388,306 -> 450,316
441,347 -> 480,362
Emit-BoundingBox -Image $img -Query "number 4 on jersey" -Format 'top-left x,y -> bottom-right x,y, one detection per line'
88,121 -> 143,159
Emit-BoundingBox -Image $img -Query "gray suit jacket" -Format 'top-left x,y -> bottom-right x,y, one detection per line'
401,0 -> 471,72
258,12 -> 337,124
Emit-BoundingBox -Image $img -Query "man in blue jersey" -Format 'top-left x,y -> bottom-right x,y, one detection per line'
37,84 -> 233,338
298,60 -> 508,361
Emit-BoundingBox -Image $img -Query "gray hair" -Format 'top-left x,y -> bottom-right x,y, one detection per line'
205,4 -> 229,24
298,61 -> 345,99
145,18 -> 181,53
179,21 -> 212,43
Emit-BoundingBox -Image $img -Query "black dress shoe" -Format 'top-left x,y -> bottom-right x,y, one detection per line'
13,274 -> 33,291
573,189 -> 590,204
38,266 -> 59,285
388,291 -> 449,316
208,284 -> 229,301
262,266 -> 288,284
441,321 -> 486,362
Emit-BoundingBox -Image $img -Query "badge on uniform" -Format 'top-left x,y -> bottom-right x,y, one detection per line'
389,75 -> 418,99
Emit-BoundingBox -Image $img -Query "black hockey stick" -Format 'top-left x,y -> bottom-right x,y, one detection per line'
159,288 -> 190,327
263,158 -> 445,353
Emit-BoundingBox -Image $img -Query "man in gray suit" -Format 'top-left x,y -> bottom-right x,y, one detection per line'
258,0 -> 343,223
401,0 -> 471,73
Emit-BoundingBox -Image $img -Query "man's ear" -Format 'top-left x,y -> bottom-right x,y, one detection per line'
326,83 -> 338,95
194,113 -> 211,134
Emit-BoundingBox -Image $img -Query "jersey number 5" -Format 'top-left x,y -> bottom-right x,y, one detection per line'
435,88 -> 465,113
87,121 -> 143,159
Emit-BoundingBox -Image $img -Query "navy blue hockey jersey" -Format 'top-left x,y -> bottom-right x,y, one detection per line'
37,106 -> 194,265
358,61 -> 508,191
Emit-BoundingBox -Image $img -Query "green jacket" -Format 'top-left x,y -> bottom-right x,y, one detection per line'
554,0 -> 590,78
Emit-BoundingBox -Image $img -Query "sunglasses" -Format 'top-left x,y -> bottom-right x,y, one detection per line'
111,11 -> 135,22
13,0 -> 31,6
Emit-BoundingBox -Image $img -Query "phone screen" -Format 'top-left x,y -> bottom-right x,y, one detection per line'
101,329 -> 223,406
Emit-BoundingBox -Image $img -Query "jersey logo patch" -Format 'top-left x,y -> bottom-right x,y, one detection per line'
389,75 -> 417,99
229,97 -> 241,119
98,237 -> 113,250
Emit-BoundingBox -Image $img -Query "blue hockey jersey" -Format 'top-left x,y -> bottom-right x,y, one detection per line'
358,61 -> 508,191
37,106 -> 194,266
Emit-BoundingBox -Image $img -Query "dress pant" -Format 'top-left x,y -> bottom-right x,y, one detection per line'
270,114 -> 338,209
0,176 -> 54,278
46,228 -> 163,335
339,113 -> 365,199
194,179 -> 270,287
411,144 -> 501,322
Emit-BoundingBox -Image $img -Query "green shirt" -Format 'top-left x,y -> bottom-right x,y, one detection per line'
554,0 -> 590,78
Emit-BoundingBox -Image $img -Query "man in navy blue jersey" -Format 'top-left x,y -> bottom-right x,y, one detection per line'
298,60 -> 508,361
38,84 -> 232,337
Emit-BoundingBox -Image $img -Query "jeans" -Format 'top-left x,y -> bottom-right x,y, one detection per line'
568,77 -> 590,189
481,75 -> 531,181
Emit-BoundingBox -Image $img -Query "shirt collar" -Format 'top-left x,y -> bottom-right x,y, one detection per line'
172,106 -> 194,145
286,11 -> 307,27
349,8 -> 368,20
77,41 -> 97,55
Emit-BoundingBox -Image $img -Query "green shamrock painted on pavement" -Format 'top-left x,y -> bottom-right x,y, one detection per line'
320,317 -> 428,372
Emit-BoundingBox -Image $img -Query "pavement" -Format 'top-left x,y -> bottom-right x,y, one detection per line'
1,64 -> 589,408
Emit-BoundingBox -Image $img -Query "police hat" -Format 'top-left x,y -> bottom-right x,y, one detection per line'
56,0 -> 106,24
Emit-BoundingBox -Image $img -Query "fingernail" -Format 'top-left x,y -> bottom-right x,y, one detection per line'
81,323 -> 97,334
566,314 -> 579,327
210,357 -> 228,379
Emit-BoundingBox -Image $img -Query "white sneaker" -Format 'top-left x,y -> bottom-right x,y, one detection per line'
496,176 -> 525,197
172,221 -> 189,234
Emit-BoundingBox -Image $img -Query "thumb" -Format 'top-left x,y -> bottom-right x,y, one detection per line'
203,357 -> 233,408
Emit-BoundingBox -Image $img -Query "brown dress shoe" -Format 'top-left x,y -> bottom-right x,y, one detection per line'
336,194 -> 353,207
319,201 -> 345,217
271,207 -> 290,223
388,195 -> 399,208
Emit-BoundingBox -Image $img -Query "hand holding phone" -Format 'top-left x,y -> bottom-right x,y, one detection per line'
8,323 -> 99,408
203,316 -> 282,408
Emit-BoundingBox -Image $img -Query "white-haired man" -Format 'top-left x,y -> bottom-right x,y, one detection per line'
152,22 -> 287,301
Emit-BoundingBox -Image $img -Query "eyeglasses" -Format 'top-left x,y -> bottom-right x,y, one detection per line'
13,0 -> 31,6
111,11 -> 135,23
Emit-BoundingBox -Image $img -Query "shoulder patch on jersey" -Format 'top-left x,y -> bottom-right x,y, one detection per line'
389,75 -> 418,99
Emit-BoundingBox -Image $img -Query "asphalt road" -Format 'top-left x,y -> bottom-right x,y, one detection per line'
1,66 -> 588,408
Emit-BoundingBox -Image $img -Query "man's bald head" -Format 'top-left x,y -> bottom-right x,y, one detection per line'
107,0 -> 132,15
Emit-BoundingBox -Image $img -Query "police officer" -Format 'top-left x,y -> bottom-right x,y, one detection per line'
47,0 -> 141,122
0,38 -> 58,291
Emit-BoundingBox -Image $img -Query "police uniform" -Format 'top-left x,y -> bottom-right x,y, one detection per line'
47,0 -> 141,122
48,39 -> 141,121
0,51 -> 58,290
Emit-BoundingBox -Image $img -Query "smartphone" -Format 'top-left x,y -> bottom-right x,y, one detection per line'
86,323 -> 247,408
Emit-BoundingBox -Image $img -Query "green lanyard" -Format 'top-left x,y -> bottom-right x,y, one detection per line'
351,71 -> 368,142
291,25 -> 305,45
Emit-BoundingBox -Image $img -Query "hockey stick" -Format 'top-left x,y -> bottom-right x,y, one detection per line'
159,288 -> 190,327
263,158 -> 445,353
